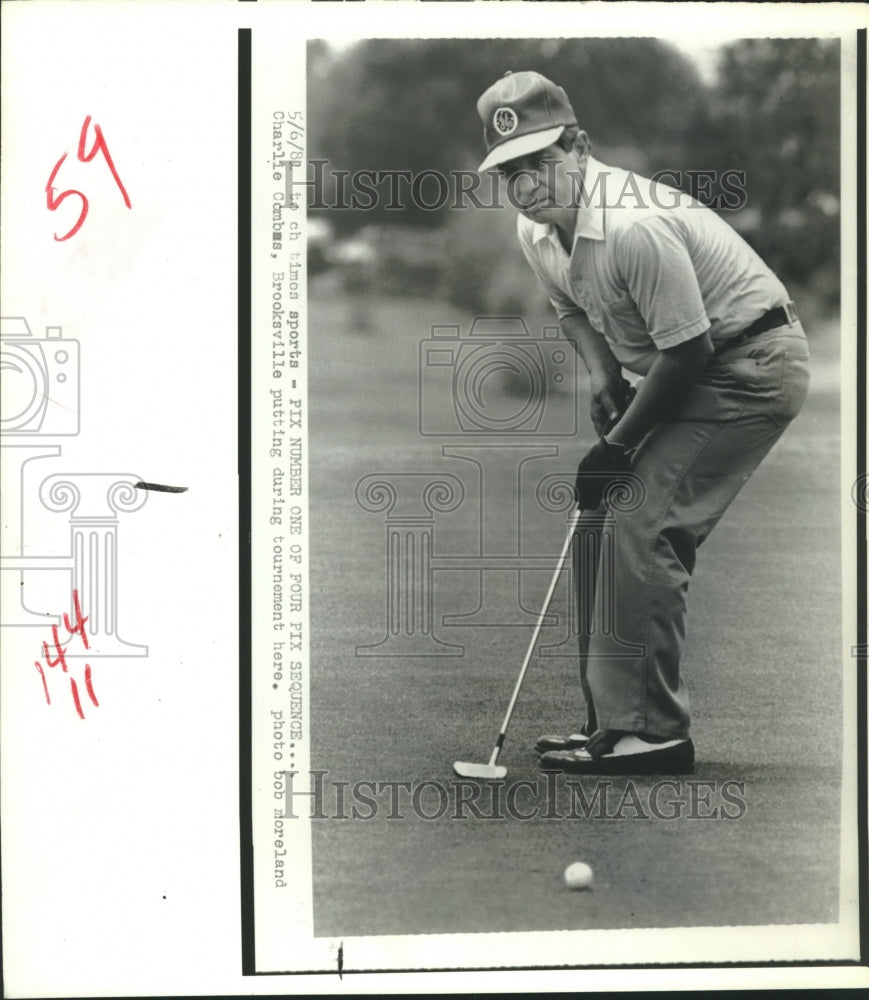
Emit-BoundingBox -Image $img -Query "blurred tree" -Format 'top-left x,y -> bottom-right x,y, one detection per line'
694,38 -> 840,305
306,37 -> 841,311
306,37 -> 706,229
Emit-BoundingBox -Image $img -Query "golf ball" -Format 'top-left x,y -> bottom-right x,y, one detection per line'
564,861 -> 594,890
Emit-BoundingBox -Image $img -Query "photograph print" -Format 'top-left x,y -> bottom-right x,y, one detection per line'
300,33 -> 853,957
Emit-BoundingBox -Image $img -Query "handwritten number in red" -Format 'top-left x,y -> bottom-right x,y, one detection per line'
84,664 -> 99,708
69,678 -> 85,719
46,116 -> 131,241
77,116 -> 132,208
63,589 -> 90,650
35,590 -> 98,718
41,626 -> 69,672
45,152 -> 88,242
34,662 -> 51,705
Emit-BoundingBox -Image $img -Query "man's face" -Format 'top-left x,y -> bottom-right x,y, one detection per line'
497,142 -> 582,224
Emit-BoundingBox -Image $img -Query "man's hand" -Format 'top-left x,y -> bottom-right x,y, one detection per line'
575,437 -> 632,510
590,372 -> 636,436
557,314 -> 635,435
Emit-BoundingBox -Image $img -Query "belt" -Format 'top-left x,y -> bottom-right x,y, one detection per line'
715,301 -> 798,355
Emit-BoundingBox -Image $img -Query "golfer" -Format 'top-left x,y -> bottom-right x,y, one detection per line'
476,71 -> 810,774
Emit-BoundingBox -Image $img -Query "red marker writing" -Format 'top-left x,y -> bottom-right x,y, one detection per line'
34,590 -> 98,719
46,116 -> 131,241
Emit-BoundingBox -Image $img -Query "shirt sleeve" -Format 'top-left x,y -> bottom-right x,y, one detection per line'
545,285 -> 585,323
612,216 -> 710,349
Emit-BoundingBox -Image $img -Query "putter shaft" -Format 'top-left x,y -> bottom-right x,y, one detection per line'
484,507 -> 583,769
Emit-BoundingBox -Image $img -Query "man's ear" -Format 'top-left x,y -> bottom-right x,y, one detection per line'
574,130 -> 592,163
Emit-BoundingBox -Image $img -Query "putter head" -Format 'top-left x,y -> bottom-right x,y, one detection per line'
453,761 -> 507,780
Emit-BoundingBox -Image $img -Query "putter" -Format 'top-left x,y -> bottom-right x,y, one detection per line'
453,506 -> 583,780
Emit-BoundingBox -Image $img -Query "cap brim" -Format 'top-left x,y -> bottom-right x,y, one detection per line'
478,125 -> 565,172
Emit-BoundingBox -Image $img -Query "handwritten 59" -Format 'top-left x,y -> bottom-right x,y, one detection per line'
45,115 -> 131,242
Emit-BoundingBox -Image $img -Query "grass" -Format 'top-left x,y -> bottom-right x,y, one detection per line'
307,288 -> 844,945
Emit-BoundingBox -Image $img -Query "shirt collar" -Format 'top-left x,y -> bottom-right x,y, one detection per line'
530,155 -> 608,247
574,156 -> 606,242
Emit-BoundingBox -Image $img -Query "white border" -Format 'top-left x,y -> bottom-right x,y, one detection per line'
0,1 -> 865,995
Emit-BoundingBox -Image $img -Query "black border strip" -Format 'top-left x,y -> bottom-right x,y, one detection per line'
238,30 -> 868,978
247,959 -> 867,979
237,26 -> 255,978
855,23 -> 868,970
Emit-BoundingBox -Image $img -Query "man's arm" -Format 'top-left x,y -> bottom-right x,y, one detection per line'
599,218 -> 716,449
573,330 -> 714,510
560,311 -> 633,433
605,330 -> 714,450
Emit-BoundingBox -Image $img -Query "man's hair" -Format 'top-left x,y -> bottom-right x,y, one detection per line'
556,125 -> 580,152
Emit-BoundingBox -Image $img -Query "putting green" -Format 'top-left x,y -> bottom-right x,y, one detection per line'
308,291 -> 844,941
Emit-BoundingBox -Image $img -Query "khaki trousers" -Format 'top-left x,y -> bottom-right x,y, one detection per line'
573,321 -> 811,739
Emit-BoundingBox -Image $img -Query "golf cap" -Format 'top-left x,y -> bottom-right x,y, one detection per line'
476,70 -> 577,172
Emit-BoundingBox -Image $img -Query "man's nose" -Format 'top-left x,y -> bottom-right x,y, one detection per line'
513,170 -> 538,200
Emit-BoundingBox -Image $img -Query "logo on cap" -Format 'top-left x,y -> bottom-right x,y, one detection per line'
493,107 -> 518,137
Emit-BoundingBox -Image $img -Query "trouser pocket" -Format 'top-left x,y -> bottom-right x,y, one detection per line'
687,325 -> 810,426
767,330 -> 811,427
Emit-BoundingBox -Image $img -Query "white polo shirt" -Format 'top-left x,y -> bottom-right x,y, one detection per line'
517,156 -> 790,375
